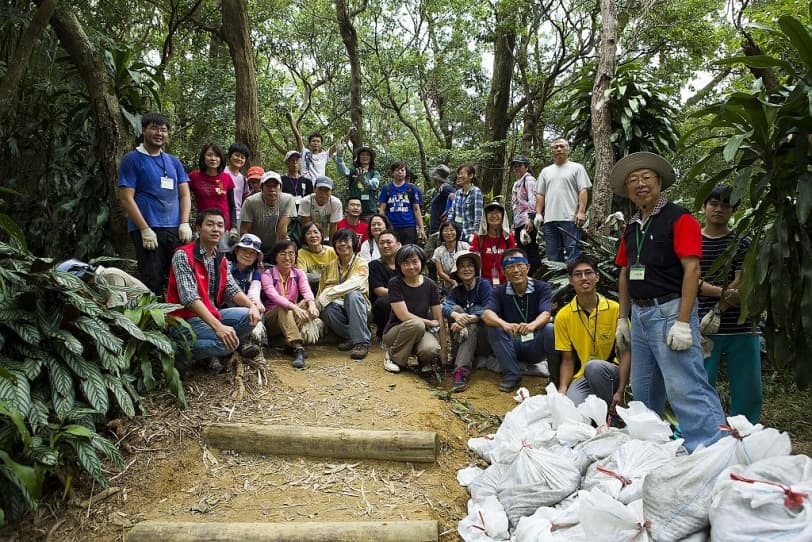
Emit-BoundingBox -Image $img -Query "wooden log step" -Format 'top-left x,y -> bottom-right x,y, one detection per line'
202,423 -> 439,463
127,519 -> 439,541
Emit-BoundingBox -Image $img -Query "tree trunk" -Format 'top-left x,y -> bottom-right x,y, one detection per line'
335,0 -> 364,148
480,7 -> 516,198
0,0 -> 59,118
50,5 -> 132,257
588,0 -> 617,235
221,0 -> 260,164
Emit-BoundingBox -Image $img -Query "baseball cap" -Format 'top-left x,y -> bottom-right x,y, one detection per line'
511,154 -> 530,165
430,164 -> 451,182
260,171 -> 282,185
314,176 -> 334,190
284,150 -> 301,162
247,166 -> 265,179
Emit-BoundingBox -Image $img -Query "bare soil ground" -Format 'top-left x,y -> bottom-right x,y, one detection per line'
4,344 -> 536,541
3,346 -> 810,541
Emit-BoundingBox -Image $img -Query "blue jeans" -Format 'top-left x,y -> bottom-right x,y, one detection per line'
631,298 -> 725,452
543,221 -> 580,263
488,322 -> 557,385
704,333 -> 762,423
173,307 -> 253,361
321,290 -> 372,345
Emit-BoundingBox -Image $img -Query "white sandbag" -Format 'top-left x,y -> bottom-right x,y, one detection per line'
458,496 -> 510,541
490,422 -> 557,464
458,466 -> 484,487
513,387 -> 532,402
578,491 -> 652,542
582,439 -> 683,504
556,422 -> 597,448
572,429 -> 631,475
513,498 -> 586,542
499,394 -> 552,435
709,454 -> 812,542
545,383 -> 585,429
496,445 -> 581,527
578,394 -> 608,428
469,462 -> 510,500
615,401 -> 673,443
643,418 -> 792,542
469,434 -> 498,463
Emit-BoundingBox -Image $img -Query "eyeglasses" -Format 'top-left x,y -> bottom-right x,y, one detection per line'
571,270 -> 596,278
278,251 -> 296,258
145,125 -> 169,134
625,175 -> 658,186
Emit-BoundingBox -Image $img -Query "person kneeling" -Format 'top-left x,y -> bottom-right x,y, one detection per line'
261,240 -> 320,369
382,245 -> 448,373
317,229 -> 372,360
166,208 -> 262,369
482,248 -> 558,393
554,256 -> 630,412
443,251 -> 492,392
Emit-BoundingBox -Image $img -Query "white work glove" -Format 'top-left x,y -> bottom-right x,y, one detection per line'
700,306 -> 721,335
701,335 -> 714,359
228,228 -> 240,246
178,223 -> 193,243
251,321 -> 266,343
533,213 -> 544,231
141,227 -> 158,250
667,321 -> 693,351
519,228 -> 532,245
300,318 -> 325,345
615,317 -> 631,352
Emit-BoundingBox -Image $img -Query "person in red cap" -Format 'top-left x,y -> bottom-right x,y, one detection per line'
245,165 -> 264,199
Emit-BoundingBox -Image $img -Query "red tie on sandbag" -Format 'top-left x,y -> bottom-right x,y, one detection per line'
596,465 -> 633,488
729,472 -> 809,509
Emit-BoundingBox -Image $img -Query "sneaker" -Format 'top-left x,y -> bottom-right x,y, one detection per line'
538,360 -> 550,377
292,348 -> 306,369
453,368 -> 469,392
337,340 -> 354,351
238,343 -> 261,359
383,350 -> 400,373
498,379 -> 520,393
350,343 -> 369,360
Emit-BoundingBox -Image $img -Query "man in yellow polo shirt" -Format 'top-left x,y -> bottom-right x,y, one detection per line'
555,255 -> 630,411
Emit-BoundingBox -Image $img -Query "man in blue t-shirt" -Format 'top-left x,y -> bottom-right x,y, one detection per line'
377,160 -> 426,245
118,112 -> 192,295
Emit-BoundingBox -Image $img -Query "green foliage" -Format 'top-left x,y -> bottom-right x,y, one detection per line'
564,61 -> 681,166
685,9 -> 812,386
0,218 -> 185,524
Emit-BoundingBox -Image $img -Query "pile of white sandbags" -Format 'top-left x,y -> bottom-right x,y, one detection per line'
457,384 -> 808,541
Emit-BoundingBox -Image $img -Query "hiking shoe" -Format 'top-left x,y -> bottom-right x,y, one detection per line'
284,345 -> 308,358
292,348 -> 306,369
453,368 -> 469,392
350,343 -> 369,360
239,343 -> 261,359
383,350 -> 400,373
337,340 -> 354,351
498,379 -> 520,393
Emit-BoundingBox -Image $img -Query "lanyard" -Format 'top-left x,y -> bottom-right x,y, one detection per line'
512,294 -> 530,323
576,296 -> 600,352
337,255 -> 356,284
634,216 -> 655,262
152,152 -> 168,176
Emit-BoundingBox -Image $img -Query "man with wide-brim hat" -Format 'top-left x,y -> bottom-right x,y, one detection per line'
611,151 -> 725,452
335,145 -> 381,219
442,250 -> 493,392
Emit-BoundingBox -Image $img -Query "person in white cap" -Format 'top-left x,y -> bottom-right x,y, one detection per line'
240,170 -> 297,260
611,151 -> 725,452
299,176 -> 343,242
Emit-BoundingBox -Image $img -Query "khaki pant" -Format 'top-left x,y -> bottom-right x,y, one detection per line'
449,305 -> 491,370
383,318 -> 440,368
264,305 -> 303,347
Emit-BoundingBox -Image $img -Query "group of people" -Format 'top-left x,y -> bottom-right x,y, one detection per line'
108,111 -> 760,454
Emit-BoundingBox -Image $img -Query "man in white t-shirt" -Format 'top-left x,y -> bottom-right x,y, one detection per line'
286,112 -> 353,181
299,176 -> 343,242
533,138 -> 592,262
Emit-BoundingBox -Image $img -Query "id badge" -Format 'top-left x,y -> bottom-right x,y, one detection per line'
492,276 -> 500,285
455,215 -> 463,224
521,332 -> 534,343
629,264 -> 646,280
160,176 -> 174,190
361,194 -> 370,200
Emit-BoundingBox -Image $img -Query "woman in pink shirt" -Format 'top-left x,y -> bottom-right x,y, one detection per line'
260,240 -> 319,368
188,143 -> 238,250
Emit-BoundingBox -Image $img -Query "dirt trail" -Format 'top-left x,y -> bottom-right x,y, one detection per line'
8,344 -> 549,541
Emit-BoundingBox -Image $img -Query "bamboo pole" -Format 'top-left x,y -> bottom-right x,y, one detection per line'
203,423 -> 439,463
128,520 -> 439,541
